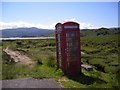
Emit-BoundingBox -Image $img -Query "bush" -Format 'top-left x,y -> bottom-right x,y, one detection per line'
94,64 -> 105,73
2,64 -> 17,79
45,55 -> 56,67
37,58 -> 43,65
2,51 -> 15,64
104,66 -> 120,74
2,51 -> 10,62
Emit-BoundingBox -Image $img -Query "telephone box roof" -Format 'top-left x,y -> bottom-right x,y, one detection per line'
55,21 -> 79,26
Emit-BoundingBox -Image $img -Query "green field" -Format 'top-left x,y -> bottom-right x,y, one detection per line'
1,28 -> 120,88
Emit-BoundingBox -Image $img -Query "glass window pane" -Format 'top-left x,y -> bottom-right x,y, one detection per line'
66,32 -> 78,58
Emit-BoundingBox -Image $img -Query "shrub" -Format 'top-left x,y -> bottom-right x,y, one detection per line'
94,64 -> 105,73
45,55 -> 56,67
16,41 -> 22,46
2,51 -> 15,64
2,64 -> 17,80
2,51 -> 10,62
104,66 -> 120,74
37,58 -> 43,65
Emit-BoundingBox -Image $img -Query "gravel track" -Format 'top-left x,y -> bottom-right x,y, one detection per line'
3,47 -> 35,67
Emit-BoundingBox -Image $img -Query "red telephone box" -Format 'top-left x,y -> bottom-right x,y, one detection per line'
55,21 -> 81,75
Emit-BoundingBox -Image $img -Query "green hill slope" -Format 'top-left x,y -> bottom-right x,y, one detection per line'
2,27 -> 119,88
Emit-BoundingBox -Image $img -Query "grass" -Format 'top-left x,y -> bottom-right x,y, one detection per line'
0,46 -> 2,80
2,50 -> 63,79
2,63 -> 64,80
2,39 -> 64,80
30,65 -> 63,79
2,28 -> 119,88
60,68 -> 119,88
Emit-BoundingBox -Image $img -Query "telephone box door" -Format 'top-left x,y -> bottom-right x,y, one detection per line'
65,32 -> 80,74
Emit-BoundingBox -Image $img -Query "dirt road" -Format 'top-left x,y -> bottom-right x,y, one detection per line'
3,47 -> 35,67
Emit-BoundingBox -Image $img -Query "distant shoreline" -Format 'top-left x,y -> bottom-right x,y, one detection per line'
0,37 -> 55,40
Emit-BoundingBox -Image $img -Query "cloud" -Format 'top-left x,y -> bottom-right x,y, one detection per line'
0,21 -> 56,30
0,19 -> 95,30
63,18 -> 76,22
61,18 -> 95,29
80,22 -> 95,29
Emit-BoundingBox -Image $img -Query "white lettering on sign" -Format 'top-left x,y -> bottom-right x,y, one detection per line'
64,26 -> 78,29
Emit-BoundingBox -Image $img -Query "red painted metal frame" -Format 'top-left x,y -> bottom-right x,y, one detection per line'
55,22 -> 81,75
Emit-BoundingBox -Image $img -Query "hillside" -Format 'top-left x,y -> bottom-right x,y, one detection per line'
1,27 -> 120,88
1,27 -> 54,38
45,27 -> 119,37
80,28 -> 119,37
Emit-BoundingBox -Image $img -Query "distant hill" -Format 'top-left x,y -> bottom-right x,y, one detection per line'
45,27 -> 119,37
1,27 -> 54,38
1,27 -> 119,38
80,27 -> 119,37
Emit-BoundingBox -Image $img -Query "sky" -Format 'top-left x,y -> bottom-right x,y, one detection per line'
0,2 -> 118,29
